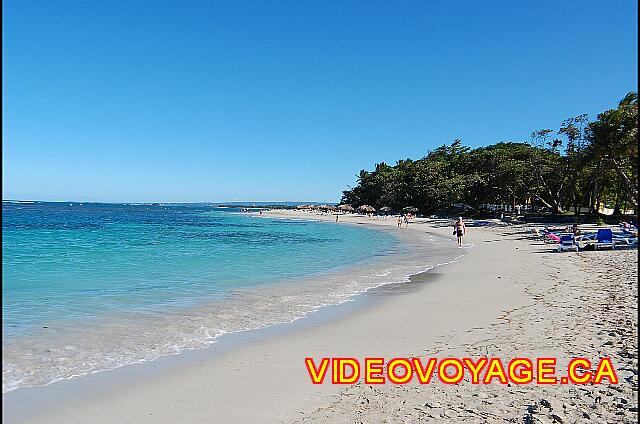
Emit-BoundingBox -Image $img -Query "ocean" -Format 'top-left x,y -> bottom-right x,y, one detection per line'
2,201 -> 461,392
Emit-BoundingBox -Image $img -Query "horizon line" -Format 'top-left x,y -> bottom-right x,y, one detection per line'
2,199 -> 339,205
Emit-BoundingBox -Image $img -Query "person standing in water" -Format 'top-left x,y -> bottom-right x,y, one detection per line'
454,217 -> 466,246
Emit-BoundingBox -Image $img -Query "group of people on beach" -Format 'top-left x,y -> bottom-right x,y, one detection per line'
544,224 -> 581,236
397,215 -> 410,228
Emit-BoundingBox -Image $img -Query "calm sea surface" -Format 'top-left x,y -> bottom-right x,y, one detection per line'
2,201 -> 460,392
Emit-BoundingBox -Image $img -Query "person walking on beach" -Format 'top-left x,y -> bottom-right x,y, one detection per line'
397,216 -> 402,228
454,217 -> 466,246
403,215 -> 409,228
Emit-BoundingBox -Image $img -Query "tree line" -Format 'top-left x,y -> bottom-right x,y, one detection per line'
340,92 -> 638,218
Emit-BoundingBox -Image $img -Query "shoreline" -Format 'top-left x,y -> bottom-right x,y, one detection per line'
2,265 -> 447,423
3,213 -> 637,423
3,213 -> 466,422
2,211 -> 463,395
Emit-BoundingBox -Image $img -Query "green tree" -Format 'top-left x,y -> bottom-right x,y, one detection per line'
588,92 -> 638,211
340,93 -> 637,218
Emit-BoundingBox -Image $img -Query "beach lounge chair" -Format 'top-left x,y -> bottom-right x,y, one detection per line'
531,228 -> 546,241
594,229 -> 615,250
545,233 -> 561,243
619,222 -> 637,233
613,234 -> 638,246
557,233 -> 578,252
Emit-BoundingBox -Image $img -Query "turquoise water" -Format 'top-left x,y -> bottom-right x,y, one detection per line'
2,201 -> 462,392
3,202 -> 395,337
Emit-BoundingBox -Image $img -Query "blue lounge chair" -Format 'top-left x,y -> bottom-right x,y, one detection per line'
619,222 -> 638,234
613,234 -> 638,246
557,233 -> 578,252
595,229 -> 615,250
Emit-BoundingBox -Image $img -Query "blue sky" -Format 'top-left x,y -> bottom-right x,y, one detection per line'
3,1 -> 637,203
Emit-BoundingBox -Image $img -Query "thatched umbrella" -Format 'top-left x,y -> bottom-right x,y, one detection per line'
358,205 -> 376,213
317,204 -> 338,212
379,206 -> 392,212
338,204 -> 354,212
402,206 -> 419,213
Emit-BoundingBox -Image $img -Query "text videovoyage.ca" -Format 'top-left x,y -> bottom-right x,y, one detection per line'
305,357 -> 619,385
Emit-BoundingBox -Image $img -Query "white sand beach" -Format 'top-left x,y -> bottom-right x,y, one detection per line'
3,212 -> 637,423
5,1 -> 637,422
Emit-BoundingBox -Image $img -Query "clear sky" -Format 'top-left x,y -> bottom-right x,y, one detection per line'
3,0 -> 638,203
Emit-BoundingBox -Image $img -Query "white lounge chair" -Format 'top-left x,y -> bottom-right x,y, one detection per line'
557,233 -> 579,252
